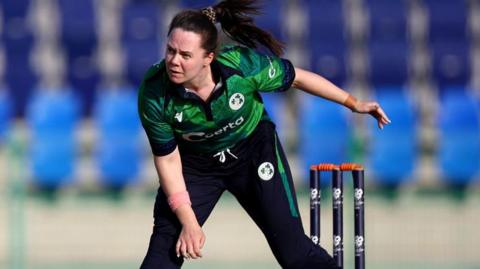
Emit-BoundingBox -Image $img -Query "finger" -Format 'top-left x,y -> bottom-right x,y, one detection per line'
193,240 -> 203,258
381,116 -> 390,125
200,235 -> 206,249
181,241 -> 188,259
187,240 -> 198,259
376,107 -> 391,123
176,240 -> 181,258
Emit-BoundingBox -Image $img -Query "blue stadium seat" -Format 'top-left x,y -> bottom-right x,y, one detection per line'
368,87 -> 417,186
366,0 -> 410,87
2,5 -> 37,116
254,0 -> 286,42
58,0 -> 97,56
261,92 -> 287,142
58,0 -> 99,115
423,0 -> 468,43
93,89 -> 142,189
122,0 -> 161,86
437,88 -> 480,185
26,90 -> 80,189
299,94 -> 350,183
1,0 -> 31,18
431,41 -> 470,89
0,90 -> 13,142
179,0 -> 217,9
305,0 -> 347,85
368,42 -> 409,87
4,53 -> 37,117
424,0 -> 470,88
366,0 -> 408,42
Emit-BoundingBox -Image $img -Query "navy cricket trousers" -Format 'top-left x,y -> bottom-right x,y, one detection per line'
140,121 -> 338,269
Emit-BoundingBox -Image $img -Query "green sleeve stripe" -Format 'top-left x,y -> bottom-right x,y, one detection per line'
275,135 -> 299,218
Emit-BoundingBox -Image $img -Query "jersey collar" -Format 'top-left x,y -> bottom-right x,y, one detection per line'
171,60 -> 242,102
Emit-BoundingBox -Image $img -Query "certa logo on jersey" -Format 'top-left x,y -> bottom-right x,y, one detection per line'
182,117 -> 245,142
229,93 -> 245,110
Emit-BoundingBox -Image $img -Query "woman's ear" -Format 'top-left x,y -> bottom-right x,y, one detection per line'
204,52 -> 215,66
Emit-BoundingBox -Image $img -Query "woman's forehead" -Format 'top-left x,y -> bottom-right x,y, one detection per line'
167,28 -> 203,52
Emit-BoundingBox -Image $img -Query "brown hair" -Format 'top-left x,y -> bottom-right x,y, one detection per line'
167,0 -> 285,57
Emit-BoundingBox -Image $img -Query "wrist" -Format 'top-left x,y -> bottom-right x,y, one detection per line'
343,94 -> 358,112
175,205 -> 199,226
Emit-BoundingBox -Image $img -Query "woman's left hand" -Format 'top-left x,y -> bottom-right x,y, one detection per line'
354,101 -> 391,129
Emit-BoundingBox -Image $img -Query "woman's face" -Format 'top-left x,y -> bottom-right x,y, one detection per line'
165,28 -> 214,85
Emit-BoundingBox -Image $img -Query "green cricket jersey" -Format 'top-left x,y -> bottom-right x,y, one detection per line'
138,45 -> 295,156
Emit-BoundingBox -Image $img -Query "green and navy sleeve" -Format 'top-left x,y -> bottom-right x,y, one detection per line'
138,65 -> 177,156
219,46 -> 296,93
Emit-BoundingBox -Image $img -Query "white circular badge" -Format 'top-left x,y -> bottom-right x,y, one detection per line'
229,93 -> 245,111
258,162 -> 275,181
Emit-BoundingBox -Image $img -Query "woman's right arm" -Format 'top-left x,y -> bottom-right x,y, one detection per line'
153,147 -> 205,259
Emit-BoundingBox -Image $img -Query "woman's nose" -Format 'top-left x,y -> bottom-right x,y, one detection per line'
169,54 -> 180,65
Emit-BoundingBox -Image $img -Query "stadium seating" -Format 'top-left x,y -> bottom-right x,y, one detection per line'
423,0 -> 470,87
179,0 -> 217,9
0,90 -> 13,142
304,0 -> 347,86
368,87 -> 417,186
430,41 -> 470,89
58,0 -> 99,115
254,0 -> 286,43
437,88 -> 480,185
2,0 -> 32,18
423,0 -> 468,43
299,93 -> 350,183
261,92 -> 288,142
2,0 -> 37,117
366,0 -> 410,87
93,89 -> 142,189
26,89 -> 80,189
368,42 -> 409,87
121,0 -> 162,86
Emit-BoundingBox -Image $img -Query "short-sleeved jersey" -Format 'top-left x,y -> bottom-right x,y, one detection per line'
138,45 -> 295,156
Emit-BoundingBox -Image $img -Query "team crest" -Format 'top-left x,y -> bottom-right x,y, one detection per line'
258,162 -> 275,181
229,93 -> 245,111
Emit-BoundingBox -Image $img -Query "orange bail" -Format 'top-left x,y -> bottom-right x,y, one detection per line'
316,163 -> 339,171
339,163 -> 364,171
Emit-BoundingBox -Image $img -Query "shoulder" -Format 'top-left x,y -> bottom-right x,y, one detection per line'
138,61 -> 170,100
138,60 -> 172,113
217,45 -> 267,76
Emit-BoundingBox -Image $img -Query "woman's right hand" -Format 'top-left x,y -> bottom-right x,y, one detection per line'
174,204 -> 205,259
176,221 -> 205,259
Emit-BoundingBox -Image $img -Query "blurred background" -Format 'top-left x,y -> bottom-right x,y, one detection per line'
1,0 -> 480,268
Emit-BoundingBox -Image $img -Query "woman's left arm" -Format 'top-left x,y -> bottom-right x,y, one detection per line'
292,67 -> 391,129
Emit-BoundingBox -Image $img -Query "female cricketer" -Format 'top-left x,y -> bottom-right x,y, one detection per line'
138,0 -> 390,268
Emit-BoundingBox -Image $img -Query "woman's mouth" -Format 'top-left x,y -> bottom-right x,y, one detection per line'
169,69 -> 182,75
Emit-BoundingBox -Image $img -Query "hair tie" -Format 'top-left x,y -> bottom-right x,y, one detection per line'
201,6 -> 217,24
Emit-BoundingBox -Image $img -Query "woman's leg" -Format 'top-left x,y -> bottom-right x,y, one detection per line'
225,126 -> 338,269
140,173 -> 225,269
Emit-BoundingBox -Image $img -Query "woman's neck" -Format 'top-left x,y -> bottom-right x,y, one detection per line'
183,65 -> 214,92
183,65 -> 216,102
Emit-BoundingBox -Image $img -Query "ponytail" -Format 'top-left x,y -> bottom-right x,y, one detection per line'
168,0 -> 284,57
213,0 -> 285,57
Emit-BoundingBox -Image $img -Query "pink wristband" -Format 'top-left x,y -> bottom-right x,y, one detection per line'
167,191 -> 191,211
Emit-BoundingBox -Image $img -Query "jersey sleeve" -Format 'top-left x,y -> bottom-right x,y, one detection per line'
138,72 -> 177,156
221,46 -> 296,93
